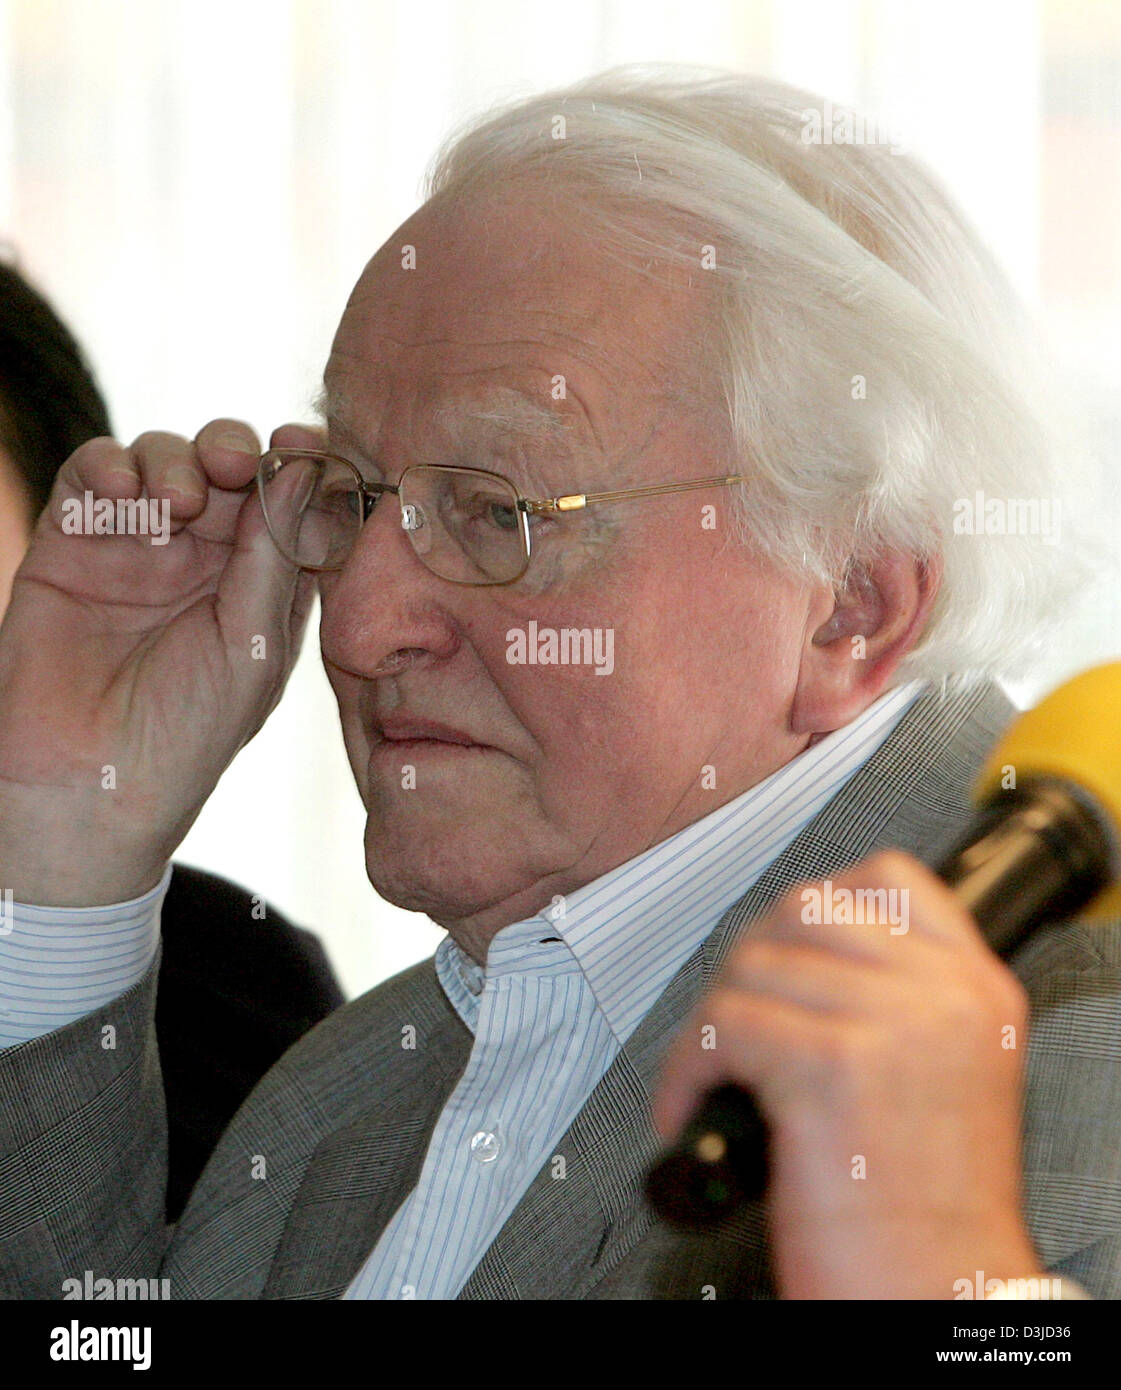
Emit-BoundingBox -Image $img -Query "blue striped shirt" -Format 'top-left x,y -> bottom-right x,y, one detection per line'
0,680 -> 923,1296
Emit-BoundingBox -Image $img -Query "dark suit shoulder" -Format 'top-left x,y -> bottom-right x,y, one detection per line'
159,863 -> 343,1020
155,863 -> 345,1221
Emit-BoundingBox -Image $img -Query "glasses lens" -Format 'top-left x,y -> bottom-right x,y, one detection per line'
399,467 -> 527,584
257,449 -> 363,570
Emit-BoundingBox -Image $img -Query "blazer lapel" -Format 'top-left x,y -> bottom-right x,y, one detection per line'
263,974 -> 473,1299
460,679 -> 1015,1298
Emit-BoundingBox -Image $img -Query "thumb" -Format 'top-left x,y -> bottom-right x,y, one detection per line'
213,480 -> 306,675
271,421 -> 329,452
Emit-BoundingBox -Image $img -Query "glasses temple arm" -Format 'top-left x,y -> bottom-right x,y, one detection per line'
521,474 -> 743,514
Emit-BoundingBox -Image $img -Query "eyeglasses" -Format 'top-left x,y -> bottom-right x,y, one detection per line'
256,448 -> 745,586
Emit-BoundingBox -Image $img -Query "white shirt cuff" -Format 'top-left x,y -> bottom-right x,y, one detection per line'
0,864 -> 172,1048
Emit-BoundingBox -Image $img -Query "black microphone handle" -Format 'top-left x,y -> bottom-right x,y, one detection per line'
644,781 -> 1113,1229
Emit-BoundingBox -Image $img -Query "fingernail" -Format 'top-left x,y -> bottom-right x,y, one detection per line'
167,464 -> 204,493
217,432 -> 257,457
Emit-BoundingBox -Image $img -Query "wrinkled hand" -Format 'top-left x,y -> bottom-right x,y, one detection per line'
653,851 -> 1043,1299
0,419 -> 322,905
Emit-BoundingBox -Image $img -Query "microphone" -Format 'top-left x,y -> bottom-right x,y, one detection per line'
645,662 -> 1121,1228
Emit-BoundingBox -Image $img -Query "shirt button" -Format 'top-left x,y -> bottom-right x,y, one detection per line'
470,1130 -> 501,1163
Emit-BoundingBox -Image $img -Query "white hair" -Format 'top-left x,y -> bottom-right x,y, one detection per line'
424,65 -> 1097,682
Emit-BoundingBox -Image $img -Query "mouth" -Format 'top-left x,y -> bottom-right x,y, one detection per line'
373,715 -> 492,752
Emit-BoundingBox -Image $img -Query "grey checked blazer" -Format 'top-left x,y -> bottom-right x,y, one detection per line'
2,679 -> 1120,1299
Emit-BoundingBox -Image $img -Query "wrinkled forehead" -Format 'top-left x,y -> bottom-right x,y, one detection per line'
314,378 -> 577,460
319,186 -> 721,476
333,188 -> 610,354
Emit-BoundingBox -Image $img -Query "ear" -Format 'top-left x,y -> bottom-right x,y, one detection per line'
790,550 -> 942,737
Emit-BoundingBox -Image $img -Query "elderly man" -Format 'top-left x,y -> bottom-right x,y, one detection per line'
0,70 -> 1115,1301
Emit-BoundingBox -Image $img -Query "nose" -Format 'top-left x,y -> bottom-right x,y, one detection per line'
319,486 -> 461,678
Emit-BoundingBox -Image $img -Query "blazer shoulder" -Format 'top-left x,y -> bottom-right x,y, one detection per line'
1011,914 -> 1121,987
1015,914 -> 1121,1278
248,952 -> 467,1113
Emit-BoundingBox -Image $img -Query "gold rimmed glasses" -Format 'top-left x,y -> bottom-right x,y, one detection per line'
256,447 -> 744,587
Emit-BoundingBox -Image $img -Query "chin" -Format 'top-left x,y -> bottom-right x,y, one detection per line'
362,808 -> 559,927
363,863 -> 507,927
363,825 -> 502,921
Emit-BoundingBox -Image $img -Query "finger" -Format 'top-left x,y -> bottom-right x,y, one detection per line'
751,885 -> 910,965
212,477 -> 305,655
652,991 -> 837,1141
48,437 -> 141,528
127,431 -> 209,522
651,1023 -> 715,1142
723,940 -> 896,1017
193,417 -> 263,490
653,990 -> 772,1140
288,569 -> 317,653
851,850 -> 986,946
270,421 -> 329,452
761,858 -> 982,960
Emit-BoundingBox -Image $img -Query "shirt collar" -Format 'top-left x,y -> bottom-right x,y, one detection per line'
436,679 -> 926,1042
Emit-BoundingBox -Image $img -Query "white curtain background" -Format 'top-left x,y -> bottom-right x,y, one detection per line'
1,0 -> 1117,998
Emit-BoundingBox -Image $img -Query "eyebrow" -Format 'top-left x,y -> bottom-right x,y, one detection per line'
437,392 -> 572,443
312,383 -> 574,451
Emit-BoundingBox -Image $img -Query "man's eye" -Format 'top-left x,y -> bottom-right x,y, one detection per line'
453,489 -> 520,530
486,500 -> 520,531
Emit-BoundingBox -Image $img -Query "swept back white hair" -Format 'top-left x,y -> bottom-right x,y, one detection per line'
424,66 -> 1094,681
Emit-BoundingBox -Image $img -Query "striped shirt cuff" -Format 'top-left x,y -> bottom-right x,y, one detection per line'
0,864 -> 172,1048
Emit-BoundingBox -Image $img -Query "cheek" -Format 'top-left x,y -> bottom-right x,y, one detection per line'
478,559 -> 685,747
490,645 -> 620,744
475,620 -> 637,797
610,550 -> 806,733
480,616 -> 688,817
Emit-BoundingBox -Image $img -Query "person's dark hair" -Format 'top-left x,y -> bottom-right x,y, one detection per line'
0,251 -> 112,519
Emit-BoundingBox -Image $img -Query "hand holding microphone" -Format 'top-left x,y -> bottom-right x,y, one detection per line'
646,663 -> 1121,1294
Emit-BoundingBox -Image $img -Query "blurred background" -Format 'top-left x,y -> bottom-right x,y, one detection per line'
0,0 -> 1117,998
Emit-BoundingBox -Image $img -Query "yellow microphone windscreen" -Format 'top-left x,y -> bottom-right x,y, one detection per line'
974,662 -> 1121,920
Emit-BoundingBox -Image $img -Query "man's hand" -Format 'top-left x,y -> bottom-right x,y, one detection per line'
0,419 -> 321,906
652,850 -> 1044,1299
